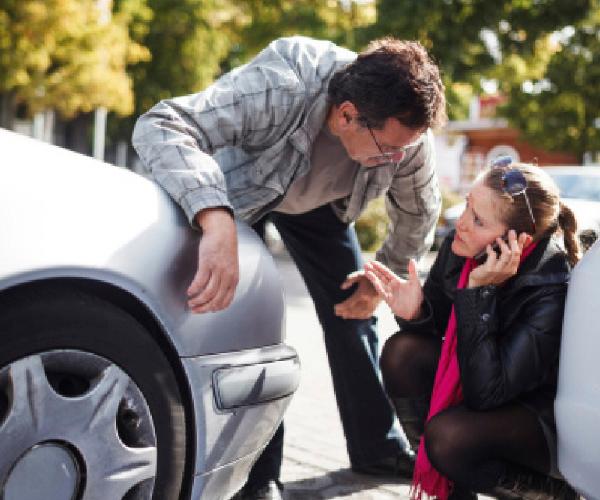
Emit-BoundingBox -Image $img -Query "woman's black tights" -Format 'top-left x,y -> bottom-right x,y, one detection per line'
380,331 -> 551,493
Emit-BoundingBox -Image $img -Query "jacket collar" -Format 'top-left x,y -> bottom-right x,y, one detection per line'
288,92 -> 331,157
508,236 -> 570,288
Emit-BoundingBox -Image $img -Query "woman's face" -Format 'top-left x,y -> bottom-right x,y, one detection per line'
451,181 -> 509,258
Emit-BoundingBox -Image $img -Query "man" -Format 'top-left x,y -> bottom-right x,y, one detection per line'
133,36 -> 446,500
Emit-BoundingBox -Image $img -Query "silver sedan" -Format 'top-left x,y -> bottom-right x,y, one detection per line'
0,128 -> 300,500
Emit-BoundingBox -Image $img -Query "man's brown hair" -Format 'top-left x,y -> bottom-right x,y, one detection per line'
328,38 -> 447,131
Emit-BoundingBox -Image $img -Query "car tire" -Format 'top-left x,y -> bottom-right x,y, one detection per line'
0,284 -> 187,500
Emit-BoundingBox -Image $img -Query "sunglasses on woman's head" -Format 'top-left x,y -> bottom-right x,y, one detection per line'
490,156 -> 536,234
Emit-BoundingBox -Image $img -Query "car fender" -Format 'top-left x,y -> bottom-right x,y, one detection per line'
0,129 -> 286,357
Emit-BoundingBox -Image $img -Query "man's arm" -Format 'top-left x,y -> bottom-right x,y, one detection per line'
132,58 -> 303,227
375,129 -> 441,277
185,208 -> 239,313
132,41 -> 306,313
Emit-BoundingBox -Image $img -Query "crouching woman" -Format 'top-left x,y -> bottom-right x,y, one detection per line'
365,159 -> 581,499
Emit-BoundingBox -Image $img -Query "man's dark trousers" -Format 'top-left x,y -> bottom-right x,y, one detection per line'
246,204 -> 403,492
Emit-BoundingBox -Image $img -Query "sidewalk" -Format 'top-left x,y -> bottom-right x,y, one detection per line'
273,250 -> 491,499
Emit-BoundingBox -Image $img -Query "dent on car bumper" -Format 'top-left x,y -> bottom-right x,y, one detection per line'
181,344 -> 300,479
213,356 -> 300,410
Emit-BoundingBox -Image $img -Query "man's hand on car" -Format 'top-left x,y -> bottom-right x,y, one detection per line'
187,208 -> 239,313
334,270 -> 382,320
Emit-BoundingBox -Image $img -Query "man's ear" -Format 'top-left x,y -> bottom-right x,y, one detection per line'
338,101 -> 358,129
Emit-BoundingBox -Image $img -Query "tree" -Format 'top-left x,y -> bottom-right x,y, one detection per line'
221,0 -> 374,71
500,4 -> 600,158
110,0 -> 373,151
118,0 -> 235,116
0,0 -> 148,127
359,0 -> 592,122
108,0 -> 239,149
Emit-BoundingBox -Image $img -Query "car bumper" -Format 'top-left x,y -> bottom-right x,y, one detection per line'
182,343 -> 300,499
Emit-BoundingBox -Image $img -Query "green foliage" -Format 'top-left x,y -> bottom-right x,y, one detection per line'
358,0 -> 594,133
122,0 -> 234,115
439,187 -> 463,224
221,0 -> 374,70
355,196 -> 389,251
499,5 -> 600,158
5,0 -> 600,162
358,0 -> 495,86
0,0 -> 148,118
362,0 -> 591,82
355,186 -> 463,252
108,0 -> 239,144
108,0 -> 374,145
446,82 -> 475,121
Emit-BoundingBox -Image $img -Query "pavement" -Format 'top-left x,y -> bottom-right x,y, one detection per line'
272,249 -> 492,499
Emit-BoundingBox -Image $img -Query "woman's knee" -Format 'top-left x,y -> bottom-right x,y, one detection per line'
423,410 -> 471,480
380,332 -> 419,394
380,331 -> 439,397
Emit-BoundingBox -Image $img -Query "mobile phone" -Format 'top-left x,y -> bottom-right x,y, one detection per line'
474,234 -> 508,265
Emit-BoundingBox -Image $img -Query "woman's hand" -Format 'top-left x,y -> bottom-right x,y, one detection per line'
468,230 -> 532,288
363,259 -> 424,320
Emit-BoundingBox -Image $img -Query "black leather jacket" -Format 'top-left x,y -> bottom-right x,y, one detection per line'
397,231 -> 571,432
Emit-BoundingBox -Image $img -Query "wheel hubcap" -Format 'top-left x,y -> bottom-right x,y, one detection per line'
4,443 -> 79,500
0,351 -> 157,499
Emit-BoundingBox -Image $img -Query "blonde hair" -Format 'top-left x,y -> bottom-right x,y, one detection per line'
484,163 -> 581,267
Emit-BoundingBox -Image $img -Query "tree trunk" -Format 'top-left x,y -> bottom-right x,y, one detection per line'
64,113 -> 92,155
0,91 -> 17,129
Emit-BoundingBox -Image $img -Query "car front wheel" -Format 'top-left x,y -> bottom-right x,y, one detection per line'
0,285 -> 187,500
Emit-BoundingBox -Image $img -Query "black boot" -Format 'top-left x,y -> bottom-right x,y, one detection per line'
231,480 -> 283,500
491,466 -> 579,500
448,485 -> 478,500
390,394 -> 429,452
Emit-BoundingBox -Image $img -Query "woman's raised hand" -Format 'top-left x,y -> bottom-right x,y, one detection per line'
364,259 -> 424,320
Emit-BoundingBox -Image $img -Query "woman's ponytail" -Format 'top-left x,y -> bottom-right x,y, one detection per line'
558,201 -> 581,267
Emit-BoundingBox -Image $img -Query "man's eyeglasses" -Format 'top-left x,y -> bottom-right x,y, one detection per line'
367,125 -> 419,164
490,155 -> 537,234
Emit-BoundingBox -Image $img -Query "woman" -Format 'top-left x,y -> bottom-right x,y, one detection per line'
365,158 -> 580,500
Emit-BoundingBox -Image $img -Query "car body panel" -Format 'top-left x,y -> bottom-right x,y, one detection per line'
0,128 -> 299,499
556,238 -> 600,500
0,128 -> 285,357
190,453 -> 258,500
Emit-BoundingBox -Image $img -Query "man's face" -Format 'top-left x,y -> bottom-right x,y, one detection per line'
336,109 -> 424,167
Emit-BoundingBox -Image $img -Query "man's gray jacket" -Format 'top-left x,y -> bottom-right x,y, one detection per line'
132,36 -> 441,276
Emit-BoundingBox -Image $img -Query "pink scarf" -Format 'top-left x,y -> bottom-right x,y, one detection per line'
411,243 -> 537,500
